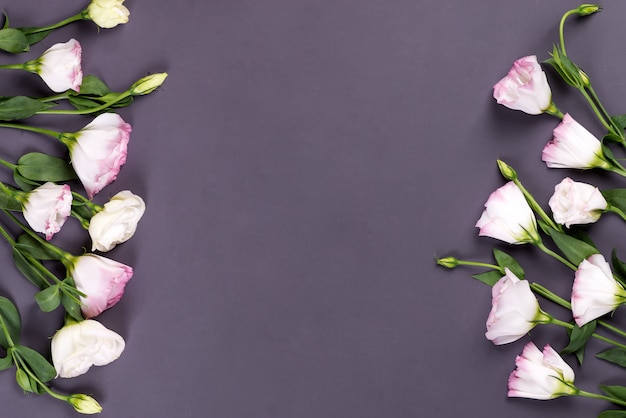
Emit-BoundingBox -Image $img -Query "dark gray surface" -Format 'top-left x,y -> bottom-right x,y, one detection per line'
1,0 -> 626,417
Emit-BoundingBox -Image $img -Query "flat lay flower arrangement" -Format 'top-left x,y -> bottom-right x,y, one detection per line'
437,4 -> 626,418
0,0 -> 167,414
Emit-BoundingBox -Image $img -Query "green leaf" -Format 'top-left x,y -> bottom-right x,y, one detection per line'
34,285 -> 61,312
471,270 -> 503,287
15,368 -> 33,392
561,320 -> 596,361
493,249 -> 524,279
0,96 -> 53,121
15,234 -> 62,261
74,75 -> 111,96
597,347 -> 626,368
546,228 -> 599,266
612,115 -> 626,131
611,249 -> 626,288
0,186 -> 20,211
14,345 -> 56,383
13,171 -> 38,192
600,385 -> 626,402
603,189 -> 626,214
12,248 -> 47,288
0,298 -> 20,349
61,279 -> 83,321
0,28 -> 29,53
16,152 -> 76,182
599,410 -> 626,418
16,27 -> 53,46
0,354 -> 13,371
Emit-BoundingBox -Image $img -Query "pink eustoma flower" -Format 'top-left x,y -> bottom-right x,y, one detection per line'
68,254 -> 133,318
19,182 -> 72,240
475,181 -> 539,245
542,113 -> 611,170
27,39 -> 83,93
493,55 -> 553,115
508,342 -> 577,400
548,177 -> 607,227
62,113 -> 131,198
485,269 -> 549,345
572,254 -> 626,327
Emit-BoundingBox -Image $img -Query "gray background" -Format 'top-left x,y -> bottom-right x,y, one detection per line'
0,0 -> 625,417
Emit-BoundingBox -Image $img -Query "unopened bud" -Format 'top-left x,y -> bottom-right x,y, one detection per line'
497,160 -> 518,181
437,257 -> 459,269
130,72 -> 168,95
576,4 -> 601,16
67,394 -> 103,414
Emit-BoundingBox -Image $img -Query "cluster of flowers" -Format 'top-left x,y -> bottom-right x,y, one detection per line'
438,4 -> 626,416
0,0 -> 166,415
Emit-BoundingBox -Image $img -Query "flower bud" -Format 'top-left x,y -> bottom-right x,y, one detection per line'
86,0 -> 130,29
497,160 -> 518,181
436,257 -> 459,269
67,394 -> 103,414
130,72 -> 168,95
576,4 -> 601,16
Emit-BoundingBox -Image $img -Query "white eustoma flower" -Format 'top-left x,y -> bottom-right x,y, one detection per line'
89,191 -> 145,252
475,181 -> 539,244
542,113 -> 612,170
485,269 -> 549,345
548,177 -> 607,227
25,39 -> 83,93
508,342 -> 577,400
572,254 -> 626,326
51,319 -> 125,378
86,0 -> 130,29
493,55 -> 553,115
20,182 -> 72,240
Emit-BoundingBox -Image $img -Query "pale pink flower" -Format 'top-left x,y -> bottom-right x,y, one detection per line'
62,113 -> 131,198
572,254 -> 626,326
493,55 -> 552,115
89,190 -> 145,252
476,181 -> 539,244
20,182 -> 72,240
508,342 -> 577,400
548,177 -> 607,227
542,113 -> 611,170
68,254 -> 133,318
485,269 -> 549,345
27,39 -> 83,93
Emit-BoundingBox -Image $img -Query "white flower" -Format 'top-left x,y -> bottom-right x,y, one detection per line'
89,191 -> 145,252
20,182 -> 72,240
542,113 -> 611,170
26,39 -> 82,93
86,0 -> 130,29
548,177 -> 607,227
493,55 -> 553,115
572,254 -> 626,326
475,181 -> 539,244
51,319 -> 125,378
508,342 -> 577,400
485,269 -> 548,345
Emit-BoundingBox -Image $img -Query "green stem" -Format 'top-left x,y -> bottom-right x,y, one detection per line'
586,84 -> 625,141
37,90 -> 132,115
2,210 -> 70,262
38,92 -> 70,103
578,87 -> 616,134
0,64 -> 25,71
513,178 -> 561,232
536,241 -> 578,270
0,158 -> 16,171
22,12 -> 86,35
456,260 -> 502,271
551,317 -> 626,350
0,122 -> 61,139
578,390 -> 626,407
558,10 -> 577,56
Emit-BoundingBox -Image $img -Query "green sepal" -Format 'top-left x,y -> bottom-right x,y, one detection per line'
15,234 -> 62,261
0,353 -> 13,371
561,320 -> 596,364
599,410 -> 626,418
597,347 -> 626,368
546,228 -> 599,266
12,247 -> 47,288
599,385 -> 626,402
471,270 -> 503,287
13,345 -> 56,383
0,96 -> 53,120
0,28 -> 29,53
61,278 -> 83,322
493,248 -> 524,279
611,249 -> 626,288
16,152 -> 76,182
0,298 -> 21,349
34,285 -> 61,312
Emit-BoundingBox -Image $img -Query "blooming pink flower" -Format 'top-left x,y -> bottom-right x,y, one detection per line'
508,342 -> 577,400
572,254 -> 626,327
28,39 -> 83,93
485,269 -> 548,345
542,113 -> 611,170
62,113 -> 131,198
20,182 -> 72,240
476,182 -> 539,244
68,254 -> 133,318
493,56 -> 553,115
548,177 -> 607,227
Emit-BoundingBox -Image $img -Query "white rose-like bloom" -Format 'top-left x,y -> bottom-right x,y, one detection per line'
89,191 -> 145,252
26,39 -> 83,93
51,319 -> 125,378
493,55 -> 553,115
485,269 -> 549,345
508,342 -> 577,400
548,177 -> 607,227
542,113 -> 612,170
475,181 -> 539,244
86,0 -> 130,29
20,182 -> 72,241
572,254 -> 626,327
